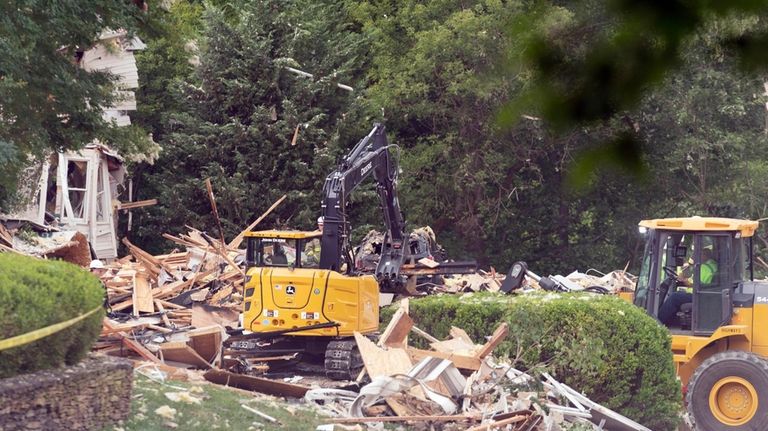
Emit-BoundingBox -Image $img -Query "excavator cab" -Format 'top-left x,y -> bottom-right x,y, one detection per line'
632,217 -> 768,430
245,230 -> 321,269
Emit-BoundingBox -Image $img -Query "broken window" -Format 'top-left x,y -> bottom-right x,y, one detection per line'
95,162 -> 107,222
66,160 -> 88,220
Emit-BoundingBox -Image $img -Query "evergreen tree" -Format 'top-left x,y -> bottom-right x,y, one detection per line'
132,0 -> 369,252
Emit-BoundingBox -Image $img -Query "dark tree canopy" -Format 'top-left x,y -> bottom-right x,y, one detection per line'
0,0 -> 153,206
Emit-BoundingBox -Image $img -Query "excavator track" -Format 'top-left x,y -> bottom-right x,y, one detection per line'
324,338 -> 363,380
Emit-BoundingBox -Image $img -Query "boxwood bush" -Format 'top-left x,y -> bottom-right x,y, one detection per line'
383,292 -> 681,430
0,253 -> 104,378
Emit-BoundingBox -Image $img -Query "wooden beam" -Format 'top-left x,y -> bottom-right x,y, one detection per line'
203,369 -> 309,398
465,415 -> 528,431
154,299 -> 173,327
102,318 -> 161,363
406,347 -> 481,371
204,178 -> 227,249
379,299 -> 413,349
228,194 -> 287,249
329,414 -> 481,424
118,199 -> 157,210
475,323 -> 509,359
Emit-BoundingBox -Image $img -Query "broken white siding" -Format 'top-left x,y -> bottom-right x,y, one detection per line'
2,31 -> 146,260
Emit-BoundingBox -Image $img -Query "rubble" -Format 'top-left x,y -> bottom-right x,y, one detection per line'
304,301 -> 651,431
0,188 -> 646,429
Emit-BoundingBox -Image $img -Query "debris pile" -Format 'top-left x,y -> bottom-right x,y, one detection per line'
433,267 -> 635,295
93,226 -> 248,371
305,300 -> 651,431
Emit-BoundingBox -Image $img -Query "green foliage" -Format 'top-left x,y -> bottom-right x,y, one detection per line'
131,0 -> 370,253
0,0 -> 153,208
383,292 -> 681,430
0,254 -> 104,378
504,1 -> 768,185
131,1 -> 768,276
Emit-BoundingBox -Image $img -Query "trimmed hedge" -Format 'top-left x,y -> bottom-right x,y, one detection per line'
0,253 -> 104,378
383,292 -> 681,430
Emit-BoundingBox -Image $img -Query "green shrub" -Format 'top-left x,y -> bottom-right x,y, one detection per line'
383,292 -> 681,430
0,253 -> 104,378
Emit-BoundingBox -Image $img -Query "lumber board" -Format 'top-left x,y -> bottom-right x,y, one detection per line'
132,270 -> 154,314
228,194 -> 287,249
203,369 -> 309,398
465,415 -> 528,431
154,299 -> 173,327
379,305 -> 413,349
118,199 -> 157,210
187,325 -> 223,364
329,414 -> 481,423
449,326 -> 475,345
102,318 -> 160,363
475,322 -> 509,359
406,348 -> 481,371
429,337 -> 477,355
354,332 -> 413,378
160,341 -> 212,369
411,326 -> 440,344
100,320 -> 149,335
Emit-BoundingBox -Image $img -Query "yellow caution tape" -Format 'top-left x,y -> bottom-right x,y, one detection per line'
0,305 -> 103,352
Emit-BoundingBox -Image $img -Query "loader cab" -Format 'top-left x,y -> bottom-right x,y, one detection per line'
245,230 -> 324,269
634,217 -> 757,336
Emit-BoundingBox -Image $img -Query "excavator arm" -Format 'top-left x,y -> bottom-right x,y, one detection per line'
318,124 -> 408,286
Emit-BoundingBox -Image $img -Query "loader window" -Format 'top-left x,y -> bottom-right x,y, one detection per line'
693,234 -> 732,335
634,240 -> 653,308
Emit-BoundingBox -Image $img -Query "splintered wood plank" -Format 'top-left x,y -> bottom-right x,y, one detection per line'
354,332 -> 428,415
449,326 -> 475,345
406,348 -> 481,371
379,300 -> 413,349
209,284 -> 234,305
132,270 -> 154,315
102,318 -> 160,363
203,369 -> 309,398
228,195 -> 287,249
100,320 -> 149,335
417,257 -> 440,268
355,332 -> 412,377
188,325 -> 223,365
160,341 -> 212,369
154,299 -> 172,327
475,322 -> 509,359
429,337 -> 477,355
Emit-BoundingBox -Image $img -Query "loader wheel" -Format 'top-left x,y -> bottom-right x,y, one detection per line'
687,351 -> 768,430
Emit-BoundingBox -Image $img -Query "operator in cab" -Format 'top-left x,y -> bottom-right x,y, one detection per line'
658,247 -> 718,325
303,216 -> 323,267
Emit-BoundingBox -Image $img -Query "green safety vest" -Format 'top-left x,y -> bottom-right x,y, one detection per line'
701,259 -> 717,284
681,259 -> 717,293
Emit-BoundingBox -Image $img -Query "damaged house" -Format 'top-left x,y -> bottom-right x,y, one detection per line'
1,30 -> 152,262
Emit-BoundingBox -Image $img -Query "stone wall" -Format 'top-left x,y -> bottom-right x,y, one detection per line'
0,355 -> 133,431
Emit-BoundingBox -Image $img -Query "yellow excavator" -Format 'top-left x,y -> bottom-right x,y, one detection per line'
225,124 -> 475,379
633,217 -> 768,429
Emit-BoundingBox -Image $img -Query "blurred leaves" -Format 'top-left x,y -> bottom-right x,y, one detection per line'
504,0 -> 768,180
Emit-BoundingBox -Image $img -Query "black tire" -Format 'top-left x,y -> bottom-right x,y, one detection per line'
687,351 -> 768,430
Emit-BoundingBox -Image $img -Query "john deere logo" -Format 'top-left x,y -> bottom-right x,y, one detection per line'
285,285 -> 296,295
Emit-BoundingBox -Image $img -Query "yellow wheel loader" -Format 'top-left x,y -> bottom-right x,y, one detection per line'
633,217 -> 768,429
